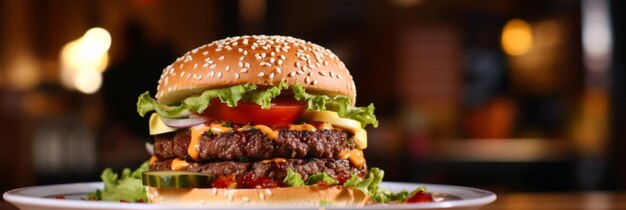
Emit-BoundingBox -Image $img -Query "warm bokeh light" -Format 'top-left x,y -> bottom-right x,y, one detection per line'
73,68 -> 103,94
501,19 -> 533,56
59,27 -> 111,94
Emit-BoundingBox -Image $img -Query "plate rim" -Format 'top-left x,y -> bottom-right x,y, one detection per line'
3,181 -> 496,210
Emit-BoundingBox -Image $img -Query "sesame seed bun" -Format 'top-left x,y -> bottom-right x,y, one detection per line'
146,185 -> 368,207
155,35 -> 357,105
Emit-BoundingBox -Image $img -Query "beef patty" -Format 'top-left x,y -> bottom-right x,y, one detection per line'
154,128 -> 355,161
150,158 -> 367,181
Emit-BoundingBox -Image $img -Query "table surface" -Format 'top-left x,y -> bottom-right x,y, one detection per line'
482,192 -> 626,210
2,192 -> 626,210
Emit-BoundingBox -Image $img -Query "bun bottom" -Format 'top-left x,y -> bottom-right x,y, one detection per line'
147,185 -> 368,207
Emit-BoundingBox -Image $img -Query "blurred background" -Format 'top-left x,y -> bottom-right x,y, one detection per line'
0,0 -> 624,195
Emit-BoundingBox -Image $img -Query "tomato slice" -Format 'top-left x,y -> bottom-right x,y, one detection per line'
202,98 -> 305,125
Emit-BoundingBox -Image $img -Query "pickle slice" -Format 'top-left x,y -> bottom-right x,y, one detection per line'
142,171 -> 215,188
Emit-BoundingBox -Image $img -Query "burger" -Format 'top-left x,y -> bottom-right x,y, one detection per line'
135,35 -> 430,206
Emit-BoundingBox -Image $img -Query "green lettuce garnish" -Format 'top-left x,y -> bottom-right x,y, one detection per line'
343,167 -> 425,203
283,168 -> 305,187
306,172 -> 338,185
137,84 -> 257,118
251,81 -> 289,109
282,167 -> 425,203
136,82 -> 378,127
87,162 -> 149,202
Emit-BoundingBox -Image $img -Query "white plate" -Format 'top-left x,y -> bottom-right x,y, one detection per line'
3,182 -> 495,210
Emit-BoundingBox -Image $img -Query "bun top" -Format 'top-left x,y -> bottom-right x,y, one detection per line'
155,35 -> 357,104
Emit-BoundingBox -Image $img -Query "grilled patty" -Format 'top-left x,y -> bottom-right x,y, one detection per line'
150,158 -> 367,181
154,128 -> 355,161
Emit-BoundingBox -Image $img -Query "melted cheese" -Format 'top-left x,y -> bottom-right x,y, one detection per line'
319,122 -> 333,130
260,158 -> 287,164
253,125 -> 279,140
339,149 -> 365,169
171,158 -> 190,170
289,123 -> 317,132
209,123 -> 234,134
188,124 -> 211,161
149,156 -> 158,165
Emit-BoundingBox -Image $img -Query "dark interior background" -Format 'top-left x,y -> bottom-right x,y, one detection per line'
1,0 -> 624,196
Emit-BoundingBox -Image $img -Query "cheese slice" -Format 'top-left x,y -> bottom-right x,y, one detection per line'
149,113 -> 178,135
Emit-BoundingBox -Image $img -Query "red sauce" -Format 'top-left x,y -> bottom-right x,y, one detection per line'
406,191 -> 434,203
236,173 -> 283,188
53,195 -> 65,199
211,175 -> 236,188
336,173 -> 350,185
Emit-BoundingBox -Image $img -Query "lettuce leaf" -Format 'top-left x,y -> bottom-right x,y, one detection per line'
136,84 -> 257,118
292,84 -> 378,128
251,81 -> 289,109
283,168 -> 305,187
343,167 -> 422,203
137,83 -> 378,128
87,162 -> 149,202
306,172 -> 338,185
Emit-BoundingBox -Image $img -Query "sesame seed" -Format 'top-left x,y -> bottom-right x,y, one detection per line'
202,63 -> 209,68
269,73 -> 275,79
243,50 -> 248,55
197,75 -> 203,80
216,48 -> 222,52
245,62 -> 251,68
238,48 -> 243,52
180,71 -> 185,77
277,59 -> 283,65
271,52 -> 276,57
251,45 -> 256,50
232,41 -> 238,46
219,56 -> 225,60
241,68 -> 248,73
299,56 -> 306,61
301,66 -> 308,71
243,39 -> 249,45
297,70 -> 304,75
217,72 -> 223,78
210,64 -> 217,69
337,74 -> 343,79
313,80 -> 318,85
209,71 -> 214,77
308,64 -> 315,69
203,51 -> 209,55
257,72 -> 265,77
212,188 -> 217,195
194,63 -> 198,69
319,71 -> 326,76
261,53 -> 266,58
280,55 -> 286,60
295,61 -> 302,67
308,72 -> 313,76
330,71 -> 336,77
276,67 -> 282,74
225,66 -> 230,71
270,58 -> 275,63
238,62 -> 243,67
305,77 -> 311,84
235,73 -> 240,79
259,193 -> 265,200
289,72 -> 296,77
179,63 -> 184,69
265,189 -> 272,196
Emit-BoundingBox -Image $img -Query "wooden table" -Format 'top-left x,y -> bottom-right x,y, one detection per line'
2,192 -> 626,209
482,192 -> 626,210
